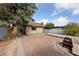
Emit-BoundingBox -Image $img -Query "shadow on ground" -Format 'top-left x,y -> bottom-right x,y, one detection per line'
58,42 -> 78,56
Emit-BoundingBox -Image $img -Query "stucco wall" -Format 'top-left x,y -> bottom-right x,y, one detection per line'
26,26 -> 30,35
26,26 -> 43,35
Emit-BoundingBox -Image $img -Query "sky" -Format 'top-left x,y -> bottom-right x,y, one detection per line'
33,3 -> 79,26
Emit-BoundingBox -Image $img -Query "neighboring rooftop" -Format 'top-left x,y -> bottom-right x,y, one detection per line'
27,22 -> 44,28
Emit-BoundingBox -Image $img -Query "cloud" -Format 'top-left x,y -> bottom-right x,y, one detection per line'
51,11 -> 57,16
51,10 -> 62,16
52,16 -> 69,26
54,3 -> 79,10
72,9 -> 79,15
51,3 -> 72,16
35,19 -> 49,25
51,10 -> 60,16
51,3 -> 79,16
54,3 -> 71,11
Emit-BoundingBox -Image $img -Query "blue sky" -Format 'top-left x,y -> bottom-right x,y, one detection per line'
33,3 -> 79,26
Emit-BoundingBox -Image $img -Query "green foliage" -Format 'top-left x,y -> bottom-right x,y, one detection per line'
0,3 -> 37,27
0,20 -> 9,27
44,23 -> 54,29
64,23 -> 79,36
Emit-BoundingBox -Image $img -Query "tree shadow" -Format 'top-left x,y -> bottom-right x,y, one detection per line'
58,42 -> 78,56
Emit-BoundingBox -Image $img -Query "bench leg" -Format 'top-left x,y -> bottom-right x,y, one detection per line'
62,44 -> 64,47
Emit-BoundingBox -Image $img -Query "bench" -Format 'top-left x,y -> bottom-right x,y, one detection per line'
62,37 -> 73,52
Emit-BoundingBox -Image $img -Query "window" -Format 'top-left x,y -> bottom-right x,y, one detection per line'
31,27 -> 36,30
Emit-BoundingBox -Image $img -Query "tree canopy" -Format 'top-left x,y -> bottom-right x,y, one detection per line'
0,3 -> 37,27
64,23 -> 79,36
44,23 -> 54,29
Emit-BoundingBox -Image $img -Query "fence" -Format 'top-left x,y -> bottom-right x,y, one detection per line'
0,27 -> 8,40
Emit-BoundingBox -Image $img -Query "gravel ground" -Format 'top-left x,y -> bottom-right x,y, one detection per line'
0,38 -> 17,56
22,33 -> 70,56
0,33 -> 71,56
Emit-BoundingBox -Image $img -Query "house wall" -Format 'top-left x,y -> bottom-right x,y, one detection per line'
26,26 -> 31,35
26,26 -> 43,35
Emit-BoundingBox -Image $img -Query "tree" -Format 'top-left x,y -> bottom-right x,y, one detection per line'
0,3 -> 37,26
44,23 -> 54,29
64,23 -> 79,36
0,3 -> 37,37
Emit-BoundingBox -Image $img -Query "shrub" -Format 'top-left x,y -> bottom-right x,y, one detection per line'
44,23 -> 54,29
64,23 -> 79,36
0,21 -> 9,27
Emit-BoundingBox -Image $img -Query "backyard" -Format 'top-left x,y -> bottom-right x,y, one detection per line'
0,3 -> 79,56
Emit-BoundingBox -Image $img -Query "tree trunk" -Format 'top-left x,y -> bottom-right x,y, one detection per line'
6,26 -> 15,40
